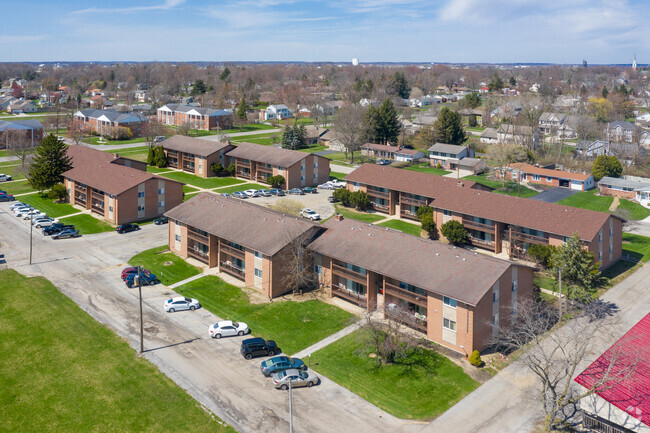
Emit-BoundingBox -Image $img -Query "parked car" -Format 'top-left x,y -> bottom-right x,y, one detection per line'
376,159 -> 391,165
13,207 -> 34,217
208,320 -> 249,339
22,210 -> 46,220
33,217 -> 59,228
244,189 -> 260,198
287,188 -> 304,195
125,272 -> 159,288
240,338 -> 280,360
0,174 -> 12,182
121,266 -> 151,280
42,224 -> 74,236
300,208 -> 321,221
257,189 -> 272,197
154,136 -> 166,143
317,182 -> 334,190
302,187 -> 317,194
221,193 -> 232,198
153,216 -> 169,225
164,296 -> 200,312
232,191 -> 248,199
0,193 -> 15,202
260,356 -> 306,377
52,229 -> 80,240
117,223 -> 140,234
329,180 -> 345,189
269,188 -> 285,196
9,201 -> 26,210
327,196 -> 338,203
271,369 -> 319,390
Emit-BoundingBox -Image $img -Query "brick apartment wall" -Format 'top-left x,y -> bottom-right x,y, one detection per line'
114,179 -> 183,225
598,185 -> 636,200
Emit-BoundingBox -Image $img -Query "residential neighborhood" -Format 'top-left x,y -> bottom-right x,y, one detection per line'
3,5 -> 650,433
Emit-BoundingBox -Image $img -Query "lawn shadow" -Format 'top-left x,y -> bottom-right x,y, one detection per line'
144,337 -> 201,353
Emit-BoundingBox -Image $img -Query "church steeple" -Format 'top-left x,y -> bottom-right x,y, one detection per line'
632,53 -> 637,71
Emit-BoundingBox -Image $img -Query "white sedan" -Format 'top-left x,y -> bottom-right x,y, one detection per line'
300,208 -> 321,221
317,182 -> 334,190
244,189 -> 260,198
33,217 -> 59,228
208,320 -> 249,339
164,297 -> 201,313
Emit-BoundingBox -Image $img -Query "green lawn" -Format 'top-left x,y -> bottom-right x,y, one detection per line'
215,183 -> 265,194
334,205 -> 386,223
129,245 -> 201,285
0,163 -> 27,180
84,136 -> 148,146
104,145 -> 150,153
231,136 -> 277,146
405,163 -> 451,176
58,214 -> 114,234
1,180 -> 37,196
159,171 -> 245,189
0,269 -> 234,433
377,219 -> 422,236
310,330 -> 479,420
146,166 -> 172,174
16,193 -> 77,217
462,174 -> 539,198
557,190 -> 650,220
330,171 -> 347,180
326,151 -> 366,165
176,276 -> 355,355
183,185 -> 199,194
220,123 -> 276,134
622,233 -> 650,263
299,145 -> 328,153
184,192 -> 199,202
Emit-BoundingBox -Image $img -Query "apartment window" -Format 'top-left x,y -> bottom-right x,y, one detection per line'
599,229 -> 603,242
443,296 -> 457,308
175,234 -> 181,242
609,220 -> 613,237
546,177 -> 552,182
443,318 -> 456,331
353,182 -> 359,187
254,251 -> 263,259
158,200 -> 165,208
314,265 -> 322,275
531,174 -> 541,181
314,161 -> 318,168
301,175 -> 305,181
108,206 -> 113,212
158,188 -> 165,194
599,250 -> 603,261
492,313 -> 499,325
443,209 -> 451,216
278,167 -> 283,173
301,163 -> 305,170
138,192 -> 145,198
254,268 -> 263,278
512,281 -> 518,291
138,205 -> 145,211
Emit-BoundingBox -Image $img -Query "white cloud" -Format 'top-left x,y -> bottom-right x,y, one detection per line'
73,0 -> 186,15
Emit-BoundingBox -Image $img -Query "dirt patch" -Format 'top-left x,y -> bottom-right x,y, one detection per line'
163,261 -> 174,266
609,196 -> 620,212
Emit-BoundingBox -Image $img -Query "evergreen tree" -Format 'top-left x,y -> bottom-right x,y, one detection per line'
462,93 -> 481,109
433,107 -> 467,145
154,145 -> 167,168
28,134 -> 73,191
591,155 -> 622,181
147,146 -> 155,165
281,125 -> 293,149
551,234 -> 602,302
191,79 -> 207,96
236,96 -> 248,120
488,74 -> 504,92
365,99 -> 400,144
601,86 -> 609,99
219,67 -> 231,81
388,71 -> 410,99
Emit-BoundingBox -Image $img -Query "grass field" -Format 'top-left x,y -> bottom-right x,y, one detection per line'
0,269 -> 234,433
58,214 -> 114,234
1,180 -> 37,196
184,192 -> 199,202
216,183 -> 265,194
159,171 -> 246,189
129,245 -> 201,285
622,233 -> 650,262
146,166 -> 172,174
84,136 -> 148,146
377,219 -> 422,236
183,185 -> 199,194
16,193 -> 77,217
330,171 -> 347,180
176,276 -> 355,355
405,164 -> 451,176
0,163 -> 27,180
557,190 -> 650,220
334,205 -> 386,223
310,330 -> 479,420
299,145 -> 328,153
231,136 -> 277,146
462,173 -> 539,198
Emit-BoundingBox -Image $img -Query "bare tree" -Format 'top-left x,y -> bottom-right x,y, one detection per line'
66,120 -> 87,146
495,300 -> 639,432
360,304 -> 419,366
269,198 -> 303,216
141,120 -> 165,148
331,104 -> 366,163
7,129 -> 35,170
281,231 -> 318,294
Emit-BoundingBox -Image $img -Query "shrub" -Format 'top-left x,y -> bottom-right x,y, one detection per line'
226,163 -> 236,176
267,175 -> 285,189
210,163 -> 226,177
436,162 -> 442,169
468,115 -> 478,127
269,198 -> 303,216
440,220 -> 468,246
147,147 -> 155,165
468,350 -> 482,367
351,191 -> 371,211
591,155 -> 622,181
47,183 -> 68,202
153,145 -> 167,168
421,215 -> 437,239
527,244 -> 555,268
416,205 -> 433,221
333,188 -> 352,207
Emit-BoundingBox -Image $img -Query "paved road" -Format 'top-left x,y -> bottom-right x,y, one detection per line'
530,187 -> 577,203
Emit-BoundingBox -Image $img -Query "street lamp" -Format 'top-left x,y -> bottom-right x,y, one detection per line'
29,211 -> 34,265
135,266 -> 144,353
288,378 -> 294,433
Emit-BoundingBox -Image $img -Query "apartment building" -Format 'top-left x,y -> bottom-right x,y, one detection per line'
164,192 -> 324,298
345,164 -> 623,268
62,146 -> 183,225
308,216 -> 535,354
0,119 -> 43,149
161,135 -> 235,178
226,142 -> 330,189
73,109 -> 148,137
157,104 -> 233,130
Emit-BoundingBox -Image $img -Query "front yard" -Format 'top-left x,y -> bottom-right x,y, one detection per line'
462,173 -> 539,198
405,163 -> 451,176
176,276 -> 355,355
377,219 -> 422,236
557,189 -> 650,220
309,329 -> 479,420
129,245 -> 202,286
0,269 -> 234,433
1,179 -> 37,196
18,193 -> 78,217
334,205 -> 386,223
158,171 -> 246,189
58,214 -> 114,234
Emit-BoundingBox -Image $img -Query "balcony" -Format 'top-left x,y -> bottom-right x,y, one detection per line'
331,285 -> 367,308
332,263 -> 367,284
187,228 -> 209,244
74,194 -> 86,206
367,188 -> 389,198
384,309 -> 428,334
462,219 -> 495,232
468,236 -> 496,251
220,243 -> 245,259
220,261 -> 245,280
400,209 -> 419,220
257,165 -> 273,174
372,203 -> 389,212
400,195 -> 427,207
91,200 -> 104,215
188,248 -> 209,264
509,230 -> 549,245
236,170 -> 251,179
236,159 -> 251,168
384,282 -> 428,308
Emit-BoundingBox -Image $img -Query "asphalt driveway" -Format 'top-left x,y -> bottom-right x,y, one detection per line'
529,187 -> 577,203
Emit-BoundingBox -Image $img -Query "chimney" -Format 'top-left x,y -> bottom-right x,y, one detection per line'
334,213 -> 344,221
457,181 -> 464,187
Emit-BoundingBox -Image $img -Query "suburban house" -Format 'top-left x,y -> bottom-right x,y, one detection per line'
261,104 -> 292,121
598,176 -> 650,208
226,142 -> 330,189
538,112 -> 578,138
345,164 -> 623,268
308,215 -> 535,354
161,135 -> 235,178
319,130 -> 345,151
165,192 -> 324,298
501,163 -> 595,191
635,112 -> 650,127
7,100 -> 37,113
361,143 -> 426,162
497,124 -> 540,148
157,104 -> 233,131
0,119 -> 43,149
62,146 -> 183,225
606,121 -> 650,145
575,313 -> 650,433
412,112 -> 437,130
490,101 -> 522,121
0,95 -> 17,110
428,143 -> 475,170
480,127 -> 499,144
458,108 -> 484,126
73,109 -> 148,137
303,125 -> 329,144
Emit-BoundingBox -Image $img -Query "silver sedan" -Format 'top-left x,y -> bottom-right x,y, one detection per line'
271,368 -> 319,390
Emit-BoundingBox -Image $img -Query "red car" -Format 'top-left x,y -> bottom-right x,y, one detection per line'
121,267 -> 151,280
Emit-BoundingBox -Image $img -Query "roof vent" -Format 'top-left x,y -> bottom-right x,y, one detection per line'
456,255 -> 459,258
435,253 -> 440,256
462,258 -> 467,261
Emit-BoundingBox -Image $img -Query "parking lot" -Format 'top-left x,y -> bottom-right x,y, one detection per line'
248,188 -> 337,220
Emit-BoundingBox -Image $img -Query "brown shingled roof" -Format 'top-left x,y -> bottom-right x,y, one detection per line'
225,142 -> 311,168
508,163 -> 592,182
164,192 -> 322,256
309,218 -> 517,306
161,135 -> 233,157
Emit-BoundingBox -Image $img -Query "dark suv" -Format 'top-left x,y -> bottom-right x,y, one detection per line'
42,224 -> 74,236
240,338 -> 280,360
117,223 -> 139,234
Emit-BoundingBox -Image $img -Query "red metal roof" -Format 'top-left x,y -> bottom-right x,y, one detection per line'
574,313 -> 650,427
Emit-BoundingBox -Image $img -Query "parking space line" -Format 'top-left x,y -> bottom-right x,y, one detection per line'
103,263 -> 127,271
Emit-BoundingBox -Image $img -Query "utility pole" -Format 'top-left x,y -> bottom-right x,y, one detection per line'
29,211 -> 34,265
138,266 -> 144,353
558,267 -> 563,319
289,378 -> 294,433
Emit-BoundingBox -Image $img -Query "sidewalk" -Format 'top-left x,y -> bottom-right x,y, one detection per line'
168,273 -> 207,289
292,320 -> 363,358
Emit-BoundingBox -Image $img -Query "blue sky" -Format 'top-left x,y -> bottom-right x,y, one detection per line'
5,0 -> 649,63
